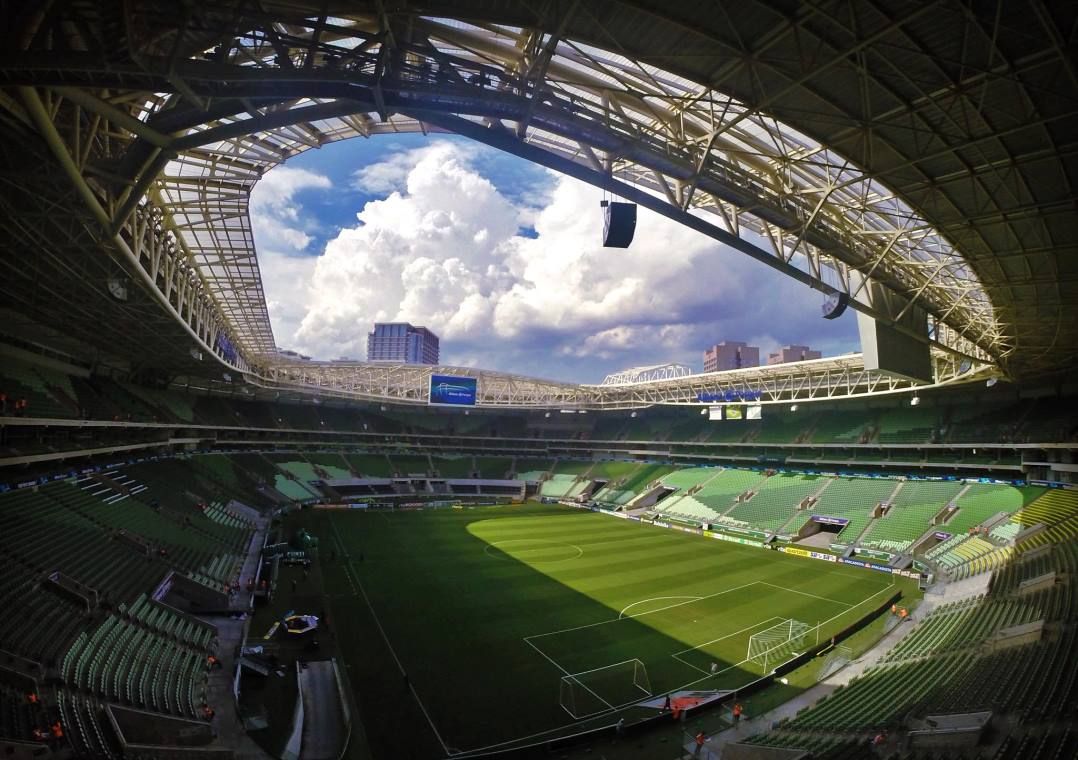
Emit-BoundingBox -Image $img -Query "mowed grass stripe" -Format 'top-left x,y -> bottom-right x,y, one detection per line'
313,504 -> 913,755
475,514 -> 884,626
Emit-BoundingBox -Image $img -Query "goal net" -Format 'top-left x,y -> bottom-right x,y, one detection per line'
746,619 -> 810,671
558,659 -> 651,719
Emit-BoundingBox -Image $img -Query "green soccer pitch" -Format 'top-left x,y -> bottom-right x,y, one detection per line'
303,502 -> 916,758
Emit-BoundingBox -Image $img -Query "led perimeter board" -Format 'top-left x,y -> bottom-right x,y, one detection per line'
429,374 -> 478,407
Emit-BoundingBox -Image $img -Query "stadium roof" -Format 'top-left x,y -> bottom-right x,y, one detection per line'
0,0 -> 1075,389
602,364 -> 694,386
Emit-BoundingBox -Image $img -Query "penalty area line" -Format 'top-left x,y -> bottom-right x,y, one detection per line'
758,581 -> 855,608
454,582 -> 902,759
671,616 -> 785,658
526,580 -> 763,640
669,616 -> 784,674
522,637 -> 615,714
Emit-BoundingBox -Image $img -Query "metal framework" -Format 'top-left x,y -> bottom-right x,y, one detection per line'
0,1 -> 1074,392
255,351 -> 991,410
601,364 -> 693,385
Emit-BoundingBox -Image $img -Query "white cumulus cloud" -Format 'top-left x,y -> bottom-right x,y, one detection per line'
256,139 -> 857,380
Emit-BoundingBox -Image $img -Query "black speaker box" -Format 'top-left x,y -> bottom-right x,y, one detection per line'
601,201 -> 637,248
821,291 -> 850,320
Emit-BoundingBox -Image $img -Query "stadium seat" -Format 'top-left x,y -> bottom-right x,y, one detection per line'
860,481 -> 963,553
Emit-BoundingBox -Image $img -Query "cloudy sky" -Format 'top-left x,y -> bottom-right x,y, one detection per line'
252,134 -> 859,383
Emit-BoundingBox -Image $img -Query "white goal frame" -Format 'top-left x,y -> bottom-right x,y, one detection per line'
746,619 -> 810,672
558,658 -> 651,719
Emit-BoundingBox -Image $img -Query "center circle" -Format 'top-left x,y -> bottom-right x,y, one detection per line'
484,539 -> 583,563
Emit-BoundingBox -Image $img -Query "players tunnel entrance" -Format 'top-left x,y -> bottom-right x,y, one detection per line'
795,514 -> 851,545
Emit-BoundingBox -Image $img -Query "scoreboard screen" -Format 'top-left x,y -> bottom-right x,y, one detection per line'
428,374 -> 478,407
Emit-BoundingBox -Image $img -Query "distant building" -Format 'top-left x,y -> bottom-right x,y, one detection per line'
367,322 -> 440,365
703,341 -> 760,373
767,344 -> 822,365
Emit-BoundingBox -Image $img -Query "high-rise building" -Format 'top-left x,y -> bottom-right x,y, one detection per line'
703,341 -> 760,373
767,344 -> 822,365
367,322 -> 440,365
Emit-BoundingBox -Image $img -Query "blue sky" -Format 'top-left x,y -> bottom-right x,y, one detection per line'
251,134 -> 860,383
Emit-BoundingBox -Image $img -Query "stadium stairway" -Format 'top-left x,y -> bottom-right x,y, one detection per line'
188,509 -> 273,760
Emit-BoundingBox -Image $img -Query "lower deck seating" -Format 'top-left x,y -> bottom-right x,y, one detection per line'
0,554 -> 88,667
0,684 -> 47,741
1,485 -> 171,606
793,477 -> 897,544
1010,489 -> 1078,530
859,481 -> 964,553
747,532 -> 1078,755
123,595 -> 215,649
787,653 -> 975,731
951,545 -> 1015,580
933,536 -> 1002,572
722,474 -> 822,532
538,473 -> 579,498
63,613 -> 211,719
656,494 -> 722,523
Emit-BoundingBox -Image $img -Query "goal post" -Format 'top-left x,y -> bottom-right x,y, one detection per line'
746,619 -> 810,672
558,659 -> 651,719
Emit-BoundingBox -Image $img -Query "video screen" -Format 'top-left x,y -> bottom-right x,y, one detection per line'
428,374 -> 478,406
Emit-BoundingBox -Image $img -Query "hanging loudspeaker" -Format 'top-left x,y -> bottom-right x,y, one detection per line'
601,200 -> 637,248
821,291 -> 850,320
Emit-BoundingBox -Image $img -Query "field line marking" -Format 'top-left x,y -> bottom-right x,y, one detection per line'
327,513 -> 454,756
757,581 -> 855,608
618,596 -> 703,619
671,616 -> 784,657
526,581 -> 763,640
669,653 -> 710,674
671,653 -> 746,679
522,638 -> 614,712
821,568 -> 893,588
484,539 -> 584,563
456,581 -> 901,759
666,582 -> 898,691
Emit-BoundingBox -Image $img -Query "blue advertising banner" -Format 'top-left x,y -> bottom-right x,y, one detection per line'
428,375 -> 478,406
